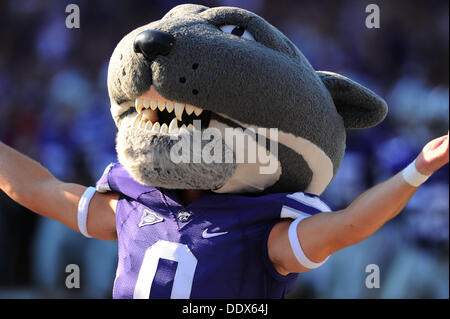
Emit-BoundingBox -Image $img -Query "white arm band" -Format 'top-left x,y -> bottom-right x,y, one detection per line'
288,216 -> 329,269
77,187 -> 96,238
402,159 -> 431,187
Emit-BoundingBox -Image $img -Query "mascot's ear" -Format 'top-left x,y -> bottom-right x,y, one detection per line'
317,71 -> 388,129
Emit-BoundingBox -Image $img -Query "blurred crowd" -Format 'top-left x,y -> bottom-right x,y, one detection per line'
0,0 -> 448,298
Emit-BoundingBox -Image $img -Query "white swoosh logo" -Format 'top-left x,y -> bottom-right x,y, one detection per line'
202,228 -> 228,239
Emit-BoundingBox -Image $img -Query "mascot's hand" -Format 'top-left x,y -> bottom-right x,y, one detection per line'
415,132 -> 449,176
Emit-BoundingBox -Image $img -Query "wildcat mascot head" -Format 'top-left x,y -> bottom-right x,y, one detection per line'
107,4 -> 387,195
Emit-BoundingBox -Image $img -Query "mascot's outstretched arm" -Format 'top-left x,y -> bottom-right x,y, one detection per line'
0,141 -> 118,240
269,134 -> 449,275
1,133 -> 447,268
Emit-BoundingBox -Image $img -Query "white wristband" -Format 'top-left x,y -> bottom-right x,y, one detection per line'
77,187 -> 96,238
288,216 -> 329,269
402,159 -> 431,187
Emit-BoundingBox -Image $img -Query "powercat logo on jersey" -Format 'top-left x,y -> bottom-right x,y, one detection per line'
138,209 -> 164,227
177,210 -> 192,222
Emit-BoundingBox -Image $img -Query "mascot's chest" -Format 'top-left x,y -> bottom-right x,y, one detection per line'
112,188 -> 293,299
96,162 -> 325,298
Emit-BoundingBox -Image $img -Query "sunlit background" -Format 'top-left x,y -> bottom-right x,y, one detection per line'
0,0 -> 448,298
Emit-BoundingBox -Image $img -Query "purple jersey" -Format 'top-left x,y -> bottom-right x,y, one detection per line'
96,162 -> 331,299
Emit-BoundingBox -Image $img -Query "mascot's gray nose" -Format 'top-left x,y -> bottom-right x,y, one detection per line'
133,30 -> 175,61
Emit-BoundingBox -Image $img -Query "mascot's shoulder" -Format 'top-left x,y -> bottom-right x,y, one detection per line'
95,162 -> 158,199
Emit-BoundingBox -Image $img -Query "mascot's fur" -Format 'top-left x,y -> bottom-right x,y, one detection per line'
107,4 -> 387,195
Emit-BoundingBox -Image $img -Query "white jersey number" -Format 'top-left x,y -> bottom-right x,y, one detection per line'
133,240 -> 198,299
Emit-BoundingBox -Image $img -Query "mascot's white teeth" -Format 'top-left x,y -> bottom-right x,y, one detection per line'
168,118 -> 178,133
134,97 -> 203,122
127,86 -> 205,135
132,112 -> 195,135
174,103 -> 184,120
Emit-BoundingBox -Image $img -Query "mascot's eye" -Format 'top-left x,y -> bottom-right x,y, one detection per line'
219,25 -> 255,41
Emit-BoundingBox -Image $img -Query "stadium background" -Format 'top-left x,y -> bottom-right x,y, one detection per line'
0,0 -> 448,298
